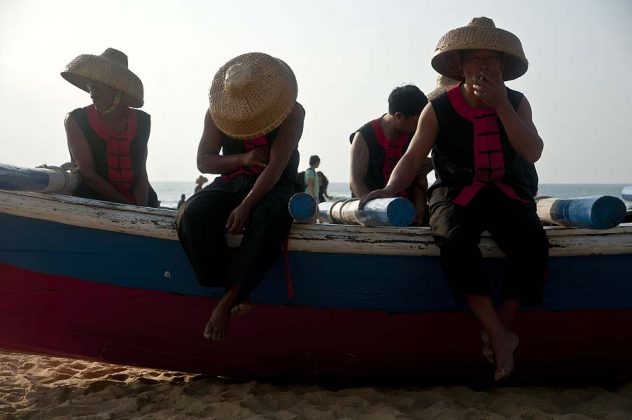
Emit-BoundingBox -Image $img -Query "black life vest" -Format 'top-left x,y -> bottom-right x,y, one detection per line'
221,128 -> 299,186
70,105 -> 150,203
430,85 -> 538,204
349,117 -> 412,195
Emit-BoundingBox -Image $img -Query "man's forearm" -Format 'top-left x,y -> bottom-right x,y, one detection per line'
197,153 -> 244,174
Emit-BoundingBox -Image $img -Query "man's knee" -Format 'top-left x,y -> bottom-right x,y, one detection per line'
178,195 -> 229,236
250,200 -> 291,227
510,224 -> 549,260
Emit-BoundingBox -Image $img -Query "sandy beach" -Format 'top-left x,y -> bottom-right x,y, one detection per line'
1,351 -> 631,419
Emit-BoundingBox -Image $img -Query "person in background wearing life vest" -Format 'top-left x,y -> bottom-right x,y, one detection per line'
304,155 -> 320,199
360,17 -> 549,381
62,48 -> 158,207
350,85 -> 434,225
176,53 -> 304,341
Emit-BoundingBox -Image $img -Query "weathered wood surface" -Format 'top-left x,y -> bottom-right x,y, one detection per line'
0,163 -> 80,193
536,195 -> 626,229
0,191 -> 176,239
2,190 -> 632,257
318,197 -> 415,227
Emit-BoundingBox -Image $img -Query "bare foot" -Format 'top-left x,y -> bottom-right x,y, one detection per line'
230,302 -> 252,318
203,304 -> 231,341
481,330 -> 495,364
490,329 -> 519,381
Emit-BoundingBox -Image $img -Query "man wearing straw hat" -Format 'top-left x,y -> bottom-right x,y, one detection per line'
176,52 -> 304,341
62,48 -> 157,206
350,85 -> 433,224
427,74 -> 539,197
361,18 -> 549,380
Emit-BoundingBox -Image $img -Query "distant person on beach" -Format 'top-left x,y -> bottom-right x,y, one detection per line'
317,171 -> 331,203
304,155 -> 320,199
194,175 -> 208,193
177,194 -> 186,209
62,48 -> 158,207
176,53 -> 303,341
360,17 -> 549,380
350,85 -> 434,224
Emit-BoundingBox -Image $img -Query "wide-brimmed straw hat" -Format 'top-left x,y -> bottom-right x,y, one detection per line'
61,48 -> 144,108
209,52 -> 298,140
427,75 -> 460,101
431,17 -> 528,82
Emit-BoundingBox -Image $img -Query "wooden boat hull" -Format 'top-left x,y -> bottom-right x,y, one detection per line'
1,190 -> 632,381
3,262 -> 632,381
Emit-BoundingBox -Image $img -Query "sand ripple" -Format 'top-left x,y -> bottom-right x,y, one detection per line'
1,351 -> 631,419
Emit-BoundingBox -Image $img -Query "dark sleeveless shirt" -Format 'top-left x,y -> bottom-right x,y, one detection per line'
70,105 -> 150,203
349,116 -> 412,194
221,128 -> 299,185
429,86 -> 538,203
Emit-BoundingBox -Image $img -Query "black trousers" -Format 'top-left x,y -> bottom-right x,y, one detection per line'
429,185 -> 549,306
176,176 -> 294,297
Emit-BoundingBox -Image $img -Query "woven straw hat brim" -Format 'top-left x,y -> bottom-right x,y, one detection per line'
61,54 -> 144,108
427,76 -> 460,101
209,53 -> 298,140
431,25 -> 528,81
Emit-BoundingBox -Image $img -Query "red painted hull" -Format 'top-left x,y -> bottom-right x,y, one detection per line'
1,262 -> 631,381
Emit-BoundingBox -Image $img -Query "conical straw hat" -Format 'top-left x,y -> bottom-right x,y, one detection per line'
61,48 -> 144,108
209,52 -> 298,140
431,17 -> 528,82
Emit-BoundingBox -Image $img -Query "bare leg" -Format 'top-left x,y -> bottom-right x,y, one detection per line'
498,299 -> 521,327
481,298 -> 521,364
466,295 -> 519,381
204,286 -> 242,341
481,330 -> 495,364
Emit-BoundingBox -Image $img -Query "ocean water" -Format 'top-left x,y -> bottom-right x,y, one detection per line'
154,180 -> 631,209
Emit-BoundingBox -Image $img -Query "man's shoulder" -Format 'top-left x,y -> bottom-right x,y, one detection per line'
505,86 -> 523,95
134,109 -> 151,129
68,106 -> 88,118
67,107 -> 89,128
295,101 -> 305,115
505,87 -> 524,109
134,109 -> 151,119
430,91 -> 452,109
350,118 -> 380,144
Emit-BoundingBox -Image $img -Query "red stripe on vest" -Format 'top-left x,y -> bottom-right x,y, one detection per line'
370,118 -> 410,198
86,105 -> 138,203
446,87 -> 527,206
222,136 -> 269,180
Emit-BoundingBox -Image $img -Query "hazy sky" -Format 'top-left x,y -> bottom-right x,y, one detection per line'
1,0 -> 631,183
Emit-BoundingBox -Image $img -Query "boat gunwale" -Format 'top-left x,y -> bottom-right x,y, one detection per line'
2,190 -> 632,257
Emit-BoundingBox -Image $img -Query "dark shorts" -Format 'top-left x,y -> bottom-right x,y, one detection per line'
176,176 -> 294,295
429,185 -> 549,305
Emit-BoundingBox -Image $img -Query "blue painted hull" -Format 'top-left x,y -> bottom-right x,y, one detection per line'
2,191 -> 632,380
3,212 -> 632,312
